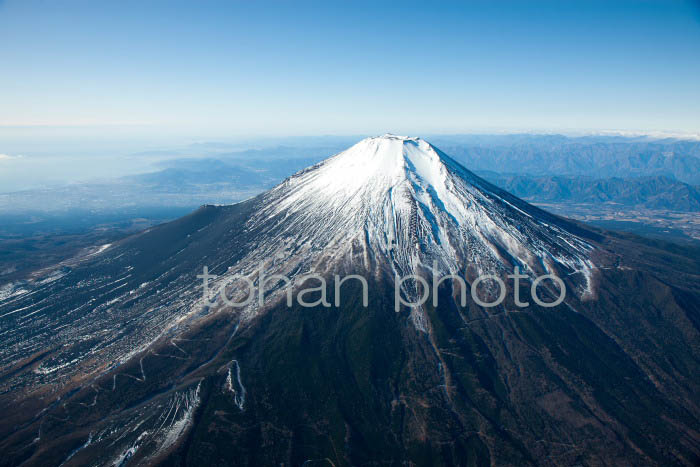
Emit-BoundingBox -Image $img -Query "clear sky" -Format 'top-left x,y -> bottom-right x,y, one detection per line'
1,0 -> 699,137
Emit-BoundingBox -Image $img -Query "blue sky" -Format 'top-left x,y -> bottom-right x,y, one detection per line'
1,0 -> 699,137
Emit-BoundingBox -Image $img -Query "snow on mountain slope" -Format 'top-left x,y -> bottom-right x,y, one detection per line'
0,134 -> 596,397
205,134 -> 595,325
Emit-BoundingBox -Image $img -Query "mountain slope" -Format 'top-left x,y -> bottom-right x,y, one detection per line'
0,135 -> 698,466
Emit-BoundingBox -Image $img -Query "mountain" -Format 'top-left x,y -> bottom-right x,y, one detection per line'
0,151 -> 327,216
478,173 -> 700,211
4,136 -> 699,227
0,135 -> 698,466
435,136 -> 700,185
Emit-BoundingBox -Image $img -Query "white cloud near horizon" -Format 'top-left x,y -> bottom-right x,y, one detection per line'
0,153 -> 22,161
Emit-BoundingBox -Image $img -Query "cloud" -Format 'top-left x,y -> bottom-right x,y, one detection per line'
0,154 -> 22,161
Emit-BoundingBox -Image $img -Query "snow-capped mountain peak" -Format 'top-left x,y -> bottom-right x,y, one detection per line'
278,133 -> 456,201
214,134 -> 596,321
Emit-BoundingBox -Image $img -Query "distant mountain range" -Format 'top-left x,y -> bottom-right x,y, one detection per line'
435,135 -> 700,185
479,173 -> 700,211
